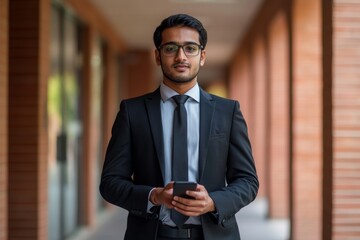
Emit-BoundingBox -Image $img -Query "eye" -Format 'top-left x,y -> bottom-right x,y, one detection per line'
163,44 -> 178,53
184,45 -> 198,53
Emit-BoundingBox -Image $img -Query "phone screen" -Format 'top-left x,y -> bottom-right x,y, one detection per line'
173,181 -> 197,199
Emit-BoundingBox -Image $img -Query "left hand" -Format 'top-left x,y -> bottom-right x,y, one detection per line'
172,184 -> 216,217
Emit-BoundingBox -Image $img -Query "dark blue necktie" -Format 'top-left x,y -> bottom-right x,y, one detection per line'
171,95 -> 189,228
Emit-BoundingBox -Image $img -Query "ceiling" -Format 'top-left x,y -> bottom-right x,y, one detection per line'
89,0 -> 263,82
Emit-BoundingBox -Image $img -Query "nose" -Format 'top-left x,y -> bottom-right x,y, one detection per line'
175,46 -> 187,61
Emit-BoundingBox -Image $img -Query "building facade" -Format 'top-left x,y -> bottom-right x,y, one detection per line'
0,0 -> 359,239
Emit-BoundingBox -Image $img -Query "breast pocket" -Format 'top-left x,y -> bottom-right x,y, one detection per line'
208,134 -> 228,162
209,133 -> 226,140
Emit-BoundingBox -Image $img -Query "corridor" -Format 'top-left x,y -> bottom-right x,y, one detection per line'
70,199 -> 289,240
1,0 -> 360,239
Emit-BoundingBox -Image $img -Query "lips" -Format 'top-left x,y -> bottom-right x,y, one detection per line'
173,63 -> 190,71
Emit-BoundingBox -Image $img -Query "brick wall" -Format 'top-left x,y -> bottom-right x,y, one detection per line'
102,46 -> 119,154
333,1 -> 360,239
0,0 -> 8,239
268,11 -> 290,219
229,54 -> 253,130
228,54 -> 257,187
292,0 -> 323,239
228,0 -> 292,208
124,50 -> 155,98
38,0 -> 50,237
227,0 -> 360,239
251,38 -> 268,197
8,0 -> 49,239
81,26 -> 97,226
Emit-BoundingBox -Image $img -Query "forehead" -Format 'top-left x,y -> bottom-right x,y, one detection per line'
161,26 -> 200,44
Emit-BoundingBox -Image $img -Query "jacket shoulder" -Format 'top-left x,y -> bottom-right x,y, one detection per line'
120,88 -> 160,106
206,92 -> 238,107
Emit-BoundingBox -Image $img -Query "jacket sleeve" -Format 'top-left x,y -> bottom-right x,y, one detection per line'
99,100 -> 156,220
208,100 -> 259,225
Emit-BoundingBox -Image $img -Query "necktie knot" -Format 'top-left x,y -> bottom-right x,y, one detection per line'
172,95 -> 189,105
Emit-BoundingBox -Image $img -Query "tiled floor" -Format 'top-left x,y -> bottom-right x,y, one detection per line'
70,198 -> 289,240
237,199 -> 289,240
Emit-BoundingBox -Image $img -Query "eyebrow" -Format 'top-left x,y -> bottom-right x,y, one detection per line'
162,41 -> 200,46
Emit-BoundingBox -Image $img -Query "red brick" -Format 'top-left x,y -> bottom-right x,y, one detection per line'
250,37 -> 268,198
0,0 -> 8,238
8,0 -> 49,239
292,0 -> 323,239
333,0 -> 360,238
268,11 -> 290,218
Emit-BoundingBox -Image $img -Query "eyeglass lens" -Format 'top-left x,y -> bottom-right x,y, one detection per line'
161,44 -> 201,56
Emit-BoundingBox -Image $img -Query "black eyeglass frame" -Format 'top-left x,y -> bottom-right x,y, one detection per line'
158,42 -> 204,57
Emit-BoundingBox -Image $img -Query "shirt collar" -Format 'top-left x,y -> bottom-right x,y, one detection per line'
160,82 -> 200,103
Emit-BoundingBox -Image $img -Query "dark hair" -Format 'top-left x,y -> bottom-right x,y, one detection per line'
153,14 -> 208,49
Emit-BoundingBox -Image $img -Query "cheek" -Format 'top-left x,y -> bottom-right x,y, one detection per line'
162,58 -> 174,68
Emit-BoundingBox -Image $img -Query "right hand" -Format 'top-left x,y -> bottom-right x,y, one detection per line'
151,182 -> 174,209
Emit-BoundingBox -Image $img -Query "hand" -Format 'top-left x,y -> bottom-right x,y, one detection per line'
172,184 -> 216,217
150,182 -> 175,209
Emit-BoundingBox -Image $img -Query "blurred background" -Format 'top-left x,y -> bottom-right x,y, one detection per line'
0,0 -> 359,239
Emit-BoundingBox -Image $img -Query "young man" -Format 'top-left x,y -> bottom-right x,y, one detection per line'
100,14 -> 258,240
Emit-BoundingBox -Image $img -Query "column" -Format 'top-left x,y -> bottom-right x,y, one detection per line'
0,0 -> 8,239
291,0 -> 323,239
8,0 -> 49,239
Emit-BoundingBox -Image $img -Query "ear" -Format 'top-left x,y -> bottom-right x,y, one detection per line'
200,50 -> 206,66
155,49 -> 161,66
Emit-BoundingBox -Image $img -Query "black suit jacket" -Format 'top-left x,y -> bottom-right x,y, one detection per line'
100,88 -> 258,240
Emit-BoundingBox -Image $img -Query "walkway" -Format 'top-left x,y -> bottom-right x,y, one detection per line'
70,198 -> 289,240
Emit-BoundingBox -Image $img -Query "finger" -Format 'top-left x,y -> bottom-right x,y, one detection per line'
172,198 -> 207,210
173,196 -> 194,205
160,188 -> 173,199
165,182 -> 174,189
195,184 -> 206,192
173,205 -> 203,216
185,190 -> 205,200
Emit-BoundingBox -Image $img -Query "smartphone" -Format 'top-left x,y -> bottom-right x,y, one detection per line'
173,181 -> 197,199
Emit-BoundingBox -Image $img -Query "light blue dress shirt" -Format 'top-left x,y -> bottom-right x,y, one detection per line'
151,82 -> 201,226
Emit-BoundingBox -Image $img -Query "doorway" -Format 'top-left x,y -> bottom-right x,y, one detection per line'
47,4 -> 84,240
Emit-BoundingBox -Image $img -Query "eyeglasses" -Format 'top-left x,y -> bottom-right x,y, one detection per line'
158,43 -> 203,57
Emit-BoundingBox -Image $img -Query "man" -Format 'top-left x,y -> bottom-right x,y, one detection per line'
100,14 -> 258,240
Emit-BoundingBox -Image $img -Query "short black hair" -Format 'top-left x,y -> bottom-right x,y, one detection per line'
153,14 -> 208,49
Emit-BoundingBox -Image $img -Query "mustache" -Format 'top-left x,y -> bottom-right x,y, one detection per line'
173,62 -> 190,68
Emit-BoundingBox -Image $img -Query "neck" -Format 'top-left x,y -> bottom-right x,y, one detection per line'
163,78 -> 197,95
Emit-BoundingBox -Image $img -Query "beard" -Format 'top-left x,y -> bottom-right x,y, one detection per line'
159,58 -> 201,84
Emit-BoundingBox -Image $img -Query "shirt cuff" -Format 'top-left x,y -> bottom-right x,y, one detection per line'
147,188 -> 157,213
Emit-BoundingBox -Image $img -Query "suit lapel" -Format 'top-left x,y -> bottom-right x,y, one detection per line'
199,89 -> 215,182
145,88 -> 165,182
145,87 -> 215,183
